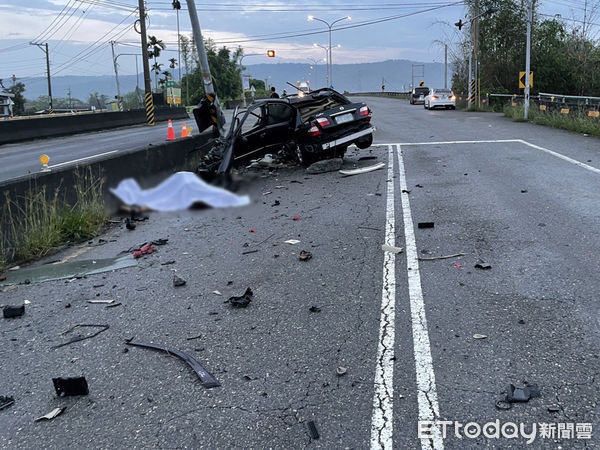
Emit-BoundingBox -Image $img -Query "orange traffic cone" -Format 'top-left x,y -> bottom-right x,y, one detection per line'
166,120 -> 176,140
181,122 -> 189,138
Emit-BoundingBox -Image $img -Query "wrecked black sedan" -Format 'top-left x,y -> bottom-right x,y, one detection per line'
196,88 -> 375,179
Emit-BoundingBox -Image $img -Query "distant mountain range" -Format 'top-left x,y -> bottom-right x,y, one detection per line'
20,59 -> 448,102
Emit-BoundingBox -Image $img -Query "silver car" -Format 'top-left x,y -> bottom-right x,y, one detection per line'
424,88 -> 456,110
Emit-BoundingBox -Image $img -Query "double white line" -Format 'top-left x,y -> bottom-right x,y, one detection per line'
370,144 -> 444,450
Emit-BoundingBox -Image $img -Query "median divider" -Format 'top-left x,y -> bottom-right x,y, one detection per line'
0,107 -> 190,145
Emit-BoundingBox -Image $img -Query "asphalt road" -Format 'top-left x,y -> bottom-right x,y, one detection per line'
1,96 -> 599,449
0,118 -> 193,182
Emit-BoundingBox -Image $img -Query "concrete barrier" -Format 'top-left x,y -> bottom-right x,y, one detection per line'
0,107 -> 190,145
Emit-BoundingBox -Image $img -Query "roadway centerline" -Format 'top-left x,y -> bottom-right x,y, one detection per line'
379,139 -> 599,175
370,144 -> 397,449
48,150 -> 119,169
396,145 -> 444,450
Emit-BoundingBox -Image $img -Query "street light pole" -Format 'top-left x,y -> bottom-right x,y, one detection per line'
239,53 -> 261,107
172,1 -> 182,82
313,44 -> 329,86
524,0 -> 533,119
307,15 -> 350,88
110,41 -> 123,111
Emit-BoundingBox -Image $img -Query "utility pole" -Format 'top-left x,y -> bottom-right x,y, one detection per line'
185,0 -> 224,131
67,87 -> 72,109
110,41 -> 123,112
524,0 -> 533,119
444,44 -> 448,89
172,1 -> 182,82
30,42 -> 53,112
137,0 -> 155,125
473,0 -> 479,107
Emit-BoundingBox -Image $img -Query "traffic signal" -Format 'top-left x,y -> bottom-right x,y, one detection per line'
455,19 -> 464,30
419,81 -> 425,87
267,50 -> 275,58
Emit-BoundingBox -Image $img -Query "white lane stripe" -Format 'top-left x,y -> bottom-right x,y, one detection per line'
397,146 -> 444,450
516,139 -> 600,175
48,150 -> 119,169
370,144 -> 397,449
390,139 -> 520,146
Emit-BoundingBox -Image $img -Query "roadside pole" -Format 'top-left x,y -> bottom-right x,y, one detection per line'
185,0 -> 225,133
110,41 -> 123,111
524,0 -> 533,119
137,0 -> 155,125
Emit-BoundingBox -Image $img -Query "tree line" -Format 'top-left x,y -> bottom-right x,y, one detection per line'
452,0 -> 600,97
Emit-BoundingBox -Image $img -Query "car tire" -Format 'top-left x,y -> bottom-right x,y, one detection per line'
295,145 -> 315,166
451,106 -> 456,110
356,133 -> 373,149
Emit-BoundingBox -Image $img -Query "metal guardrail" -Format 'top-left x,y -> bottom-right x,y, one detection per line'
347,91 -> 410,97
488,93 -> 600,117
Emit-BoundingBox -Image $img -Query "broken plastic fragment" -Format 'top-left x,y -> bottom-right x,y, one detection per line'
307,420 -> 320,439
53,377 -> 89,397
228,288 -> 253,308
0,396 -> 15,411
473,334 -> 488,339
336,366 -> 347,376
474,260 -> 492,270
3,304 -> 25,318
35,407 -> 66,422
309,306 -> 321,313
381,245 -> 403,254
496,383 -> 541,409
173,274 -> 187,287
126,341 -> 220,388
417,222 -> 435,229
285,239 -> 301,245
339,162 -> 386,176
212,290 -> 222,296
133,244 -> 155,259
293,215 -> 301,221
87,299 -> 114,304
299,250 -> 312,261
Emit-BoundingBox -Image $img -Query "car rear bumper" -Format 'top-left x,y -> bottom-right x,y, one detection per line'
321,126 -> 376,150
429,100 -> 456,108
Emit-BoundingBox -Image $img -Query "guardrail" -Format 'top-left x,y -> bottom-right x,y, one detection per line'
347,91 -> 410,98
488,93 -> 600,117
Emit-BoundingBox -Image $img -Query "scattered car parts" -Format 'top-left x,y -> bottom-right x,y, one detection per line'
35,407 -> 66,422
339,162 -> 386,176
126,341 -> 221,389
3,304 -> 25,318
0,396 -> 15,411
228,288 -> 253,308
53,377 -> 89,397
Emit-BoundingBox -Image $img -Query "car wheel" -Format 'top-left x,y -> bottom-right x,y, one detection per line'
356,133 -> 373,149
451,106 -> 456,110
295,145 -> 314,166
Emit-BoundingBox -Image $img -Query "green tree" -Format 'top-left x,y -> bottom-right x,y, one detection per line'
6,82 -> 25,115
147,35 -> 166,89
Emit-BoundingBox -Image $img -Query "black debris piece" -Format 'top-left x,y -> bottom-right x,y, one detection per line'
496,383 -> 541,410
0,396 -> 15,411
309,306 -> 321,313
152,238 -> 169,246
299,250 -> 313,261
358,156 -> 378,161
547,405 -> 560,413
401,189 -> 411,194
126,341 -> 220,388
3,304 -> 25,319
52,324 -> 109,349
272,200 -> 280,207
242,249 -> 259,255
415,184 -> 424,188
417,222 -> 435,229
307,420 -> 320,439
161,260 -> 176,266
474,260 -> 492,270
173,274 -> 187,287
125,218 -> 136,230
53,377 -> 89,397
521,189 -> 528,193
228,288 -> 253,308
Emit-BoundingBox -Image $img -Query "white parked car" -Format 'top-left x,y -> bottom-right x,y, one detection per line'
424,88 -> 456,110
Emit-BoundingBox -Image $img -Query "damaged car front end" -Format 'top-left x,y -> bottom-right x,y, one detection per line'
194,88 -> 375,181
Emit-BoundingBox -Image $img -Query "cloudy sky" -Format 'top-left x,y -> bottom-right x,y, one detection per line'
0,0 -> 595,85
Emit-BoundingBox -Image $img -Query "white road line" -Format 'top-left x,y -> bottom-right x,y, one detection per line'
378,139 -> 599,175
48,150 -> 119,169
397,146 -> 444,450
370,144 -> 397,449
516,139 -> 600,175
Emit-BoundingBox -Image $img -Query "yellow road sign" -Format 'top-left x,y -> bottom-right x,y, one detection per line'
519,71 -> 533,89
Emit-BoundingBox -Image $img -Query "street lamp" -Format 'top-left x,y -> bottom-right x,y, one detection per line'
239,53 -> 261,107
307,15 -> 350,88
172,1 -> 181,82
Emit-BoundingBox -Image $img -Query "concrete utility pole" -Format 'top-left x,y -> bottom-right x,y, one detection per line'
137,0 -> 155,125
172,0 -> 182,82
473,0 -> 480,107
30,42 -> 53,112
185,0 -> 224,130
524,0 -> 533,119
444,44 -> 448,89
110,41 -> 123,111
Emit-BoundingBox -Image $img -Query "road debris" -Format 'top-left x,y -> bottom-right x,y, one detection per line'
453,262 -> 462,269
547,405 -> 561,413
401,189 -> 411,194
3,304 -> 25,318
293,215 -> 301,221
475,260 -> 492,270
473,334 -> 488,339
309,306 -> 322,313
87,299 -> 114,304
0,396 -> 15,411
133,244 -> 155,259
415,184 -> 424,188
106,303 -> 122,309
336,366 -> 348,376
52,324 -> 110,349
521,189 -> 528,193
242,249 -> 259,255
285,239 -> 301,245
496,383 -> 541,410
125,218 -> 136,230
307,420 -> 320,439
381,244 -> 403,254
306,158 -> 343,174
419,253 -> 465,261
110,171 -> 250,211
272,200 -> 280,207
126,341 -> 220,388
213,290 -> 222,296
358,156 -> 378,161
299,250 -> 313,261
417,222 -> 435,229
161,260 -> 176,266
35,407 -> 66,422
339,162 -> 386,176
173,274 -> 187,287
228,288 -> 253,308
53,377 -> 89,396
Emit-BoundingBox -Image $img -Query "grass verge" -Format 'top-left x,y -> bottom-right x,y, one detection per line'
504,105 -> 600,135
0,167 -> 109,269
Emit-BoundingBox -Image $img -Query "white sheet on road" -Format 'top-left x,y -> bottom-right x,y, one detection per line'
110,171 -> 250,211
